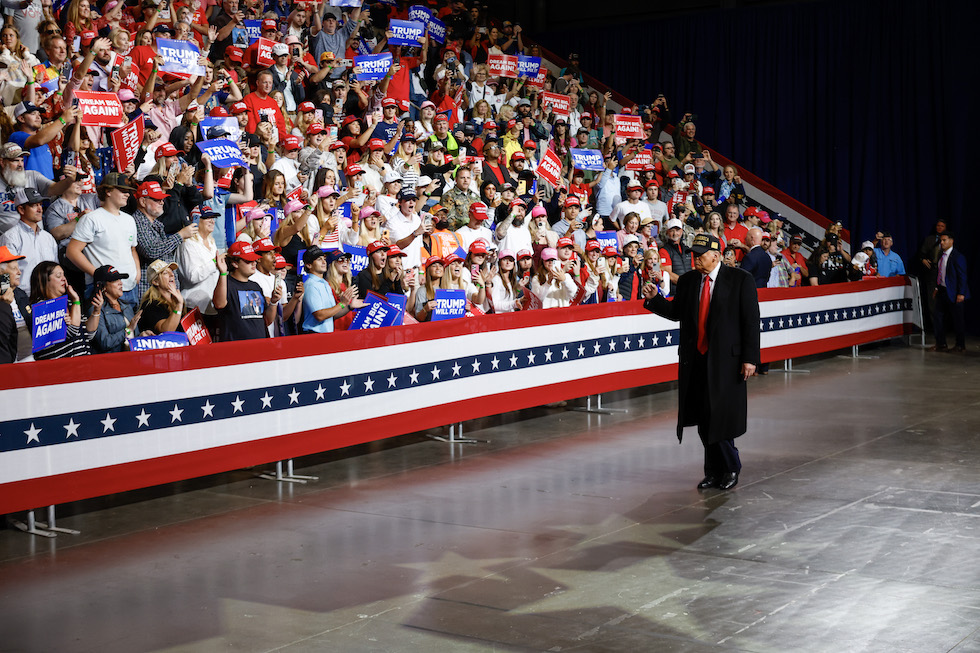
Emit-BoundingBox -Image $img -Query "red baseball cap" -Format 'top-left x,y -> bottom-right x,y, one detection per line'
344,163 -> 364,176
381,98 -> 398,109
387,244 -> 406,257
485,120 -> 497,130
444,252 -> 463,264
307,123 -> 324,135
425,255 -> 444,268
329,141 -> 347,151
602,246 -> 619,257
367,240 -> 390,254
225,46 -> 243,63
284,136 -> 302,151
252,237 -> 280,253
230,101 -> 248,115
274,254 -> 290,269
155,142 -> 180,158
510,151 -> 526,162
522,139 -> 535,149
228,241 -> 261,261
136,180 -> 168,200
298,101 -> 316,113
564,196 -> 581,208
261,18 -> 278,30
557,237 -> 574,249
468,240 -> 489,255
368,138 -> 386,151
509,198 -> 526,209
342,115 -> 359,126
516,249 -> 533,260
506,119 -> 517,130
585,239 -> 601,252
209,106 -> 229,118
468,202 -> 489,219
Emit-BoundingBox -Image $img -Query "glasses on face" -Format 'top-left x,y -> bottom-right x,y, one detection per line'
44,28 -> 61,35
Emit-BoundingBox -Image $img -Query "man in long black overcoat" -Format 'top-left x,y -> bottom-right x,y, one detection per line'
642,233 -> 760,490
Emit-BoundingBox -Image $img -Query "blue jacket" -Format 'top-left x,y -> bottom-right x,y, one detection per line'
939,248 -> 970,301
741,246 -> 772,289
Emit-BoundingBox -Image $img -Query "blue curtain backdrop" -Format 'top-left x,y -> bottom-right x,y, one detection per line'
537,0 -> 978,330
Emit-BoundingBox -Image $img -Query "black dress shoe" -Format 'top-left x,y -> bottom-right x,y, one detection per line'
718,472 -> 739,490
697,476 -> 718,489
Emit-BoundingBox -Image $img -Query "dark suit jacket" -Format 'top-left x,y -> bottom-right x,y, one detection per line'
644,264 -> 760,444
740,246 -> 772,289
939,248 -> 970,301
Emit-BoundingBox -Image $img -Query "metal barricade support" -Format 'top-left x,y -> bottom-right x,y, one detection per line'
571,394 -> 629,415
8,506 -> 80,538
259,459 -> 319,484
425,422 -> 488,444
770,358 -> 810,374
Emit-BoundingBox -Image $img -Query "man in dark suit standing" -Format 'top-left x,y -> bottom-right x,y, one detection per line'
642,233 -> 761,490
740,226 -> 772,289
931,231 -> 970,352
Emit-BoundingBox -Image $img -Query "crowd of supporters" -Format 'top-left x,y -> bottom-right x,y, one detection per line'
0,0 -> 916,363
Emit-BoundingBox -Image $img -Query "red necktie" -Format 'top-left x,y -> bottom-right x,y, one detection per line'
697,275 -> 710,355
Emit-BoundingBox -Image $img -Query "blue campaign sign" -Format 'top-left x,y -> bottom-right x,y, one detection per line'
386,292 -> 406,326
200,117 -> 241,144
346,245 -> 369,274
388,19 -> 425,47
198,139 -> 248,168
353,53 -> 393,82
408,5 -> 432,25
243,20 -> 261,43
31,296 -> 68,353
517,55 -> 541,78
427,17 -> 446,44
355,39 -> 372,56
155,38 -> 205,77
596,230 -> 618,251
350,300 -> 399,329
432,288 -> 466,321
330,0 -> 362,5
571,148 -> 605,172
129,332 -> 191,351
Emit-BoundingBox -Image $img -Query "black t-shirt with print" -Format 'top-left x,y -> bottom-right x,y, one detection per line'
218,276 -> 268,341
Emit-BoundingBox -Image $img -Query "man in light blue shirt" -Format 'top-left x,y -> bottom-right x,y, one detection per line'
301,247 -> 364,333
873,231 -> 906,278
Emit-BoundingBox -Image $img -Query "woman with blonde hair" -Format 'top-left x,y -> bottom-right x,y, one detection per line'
703,211 -> 726,247
238,207 -> 272,243
490,249 -> 525,313
412,255 -> 445,321
177,210 -> 220,317
640,246 -> 670,297
0,26 -> 40,89
440,251 -> 467,291
63,0 -> 95,46
470,98 -> 493,130
137,260 -> 185,334
325,250 -> 356,331
357,205 -> 386,247
390,134 -> 421,191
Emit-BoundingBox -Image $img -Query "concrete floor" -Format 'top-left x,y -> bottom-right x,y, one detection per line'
1,341 -> 978,653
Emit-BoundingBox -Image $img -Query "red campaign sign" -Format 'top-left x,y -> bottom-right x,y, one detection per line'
487,54 -> 518,78
110,115 -> 145,174
540,91 -> 570,118
286,186 -> 303,203
256,37 -> 276,68
525,67 -> 547,89
75,91 -> 126,128
236,200 -> 258,228
625,148 -> 653,171
667,190 -> 690,216
536,148 -> 564,188
179,308 -> 212,346
614,114 -> 644,140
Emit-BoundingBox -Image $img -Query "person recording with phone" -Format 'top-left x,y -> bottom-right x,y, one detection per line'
89,265 -> 144,353
0,246 -> 30,363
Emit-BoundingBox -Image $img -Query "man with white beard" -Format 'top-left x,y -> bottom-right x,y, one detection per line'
0,143 -> 77,235
494,198 -> 532,253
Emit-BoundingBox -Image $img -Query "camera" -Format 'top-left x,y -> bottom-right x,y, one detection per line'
0,272 -> 9,294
